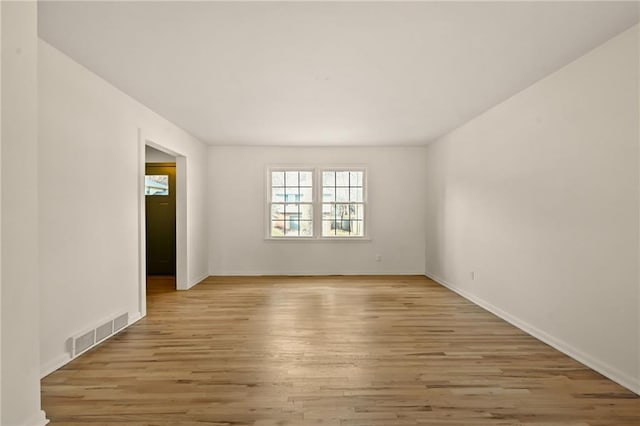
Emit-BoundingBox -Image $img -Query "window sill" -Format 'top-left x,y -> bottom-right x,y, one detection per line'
264,236 -> 371,242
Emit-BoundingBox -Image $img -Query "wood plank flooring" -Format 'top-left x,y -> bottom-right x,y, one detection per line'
41,276 -> 639,425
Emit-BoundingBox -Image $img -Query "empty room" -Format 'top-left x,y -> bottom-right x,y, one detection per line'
1,1 -> 639,425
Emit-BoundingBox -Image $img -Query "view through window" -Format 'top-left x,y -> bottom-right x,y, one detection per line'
145,175 -> 169,195
268,168 -> 366,238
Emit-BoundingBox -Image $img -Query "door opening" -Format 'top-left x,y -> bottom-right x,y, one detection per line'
145,146 -> 177,294
139,135 -> 188,317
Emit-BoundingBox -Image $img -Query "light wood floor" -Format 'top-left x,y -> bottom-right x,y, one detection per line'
42,276 -> 639,425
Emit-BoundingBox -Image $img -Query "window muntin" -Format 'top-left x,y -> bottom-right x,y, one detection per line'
269,170 -> 313,237
321,171 -> 365,237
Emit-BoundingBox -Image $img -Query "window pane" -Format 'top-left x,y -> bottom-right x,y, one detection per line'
322,218 -> 363,236
271,204 -> 284,219
350,187 -> 363,202
323,217 -> 357,236
285,186 -> 299,201
272,171 -> 284,187
271,188 -> 285,202
323,188 -> 335,202
322,203 -> 332,219
336,188 -> 349,202
271,220 -> 285,236
299,171 -> 313,187
271,203 -> 286,237
323,171 -> 335,186
322,220 -> 336,236
145,175 -> 169,195
284,208 -> 301,235
284,204 -> 299,215
284,222 -> 298,236
300,204 -> 313,220
285,171 -> 298,186
349,220 -> 364,236
299,220 -> 313,236
335,203 -> 350,218
336,171 -> 349,186
299,187 -> 313,202
350,171 -> 363,187
351,203 -> 364,220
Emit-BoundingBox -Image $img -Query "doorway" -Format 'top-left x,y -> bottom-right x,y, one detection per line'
145,146 -> 177,294
138,134 -> 188,317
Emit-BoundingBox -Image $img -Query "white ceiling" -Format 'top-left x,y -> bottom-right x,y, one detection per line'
38,1 -> 639,146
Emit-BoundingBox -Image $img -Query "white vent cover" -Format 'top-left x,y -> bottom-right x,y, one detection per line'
95,321 -> 113,343
113,313 -> 128,332
73,330 -> 95,356
70,312 -> 129,358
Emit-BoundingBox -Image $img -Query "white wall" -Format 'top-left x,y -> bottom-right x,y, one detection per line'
38,40 -> 209,376
209,146 -> 427,275
1,2 -> 48,425
145,145 -> 175,163
425,26 -> 639,393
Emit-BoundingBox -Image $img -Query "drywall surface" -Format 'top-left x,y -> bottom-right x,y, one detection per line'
425,26 -> 639,392
38,40 -> 208,376
145,145 -> 175,163
1,2 -> 48,425
209,146 -> 427,275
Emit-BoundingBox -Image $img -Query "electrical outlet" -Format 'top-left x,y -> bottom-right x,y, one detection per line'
471,271 -> 475,280
375,254 -> 382,262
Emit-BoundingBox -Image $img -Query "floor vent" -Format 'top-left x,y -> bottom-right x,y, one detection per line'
73,330 -> 95,356
113,313 -> 128,332
71,312 -> 129,358
95,321 -> 113,343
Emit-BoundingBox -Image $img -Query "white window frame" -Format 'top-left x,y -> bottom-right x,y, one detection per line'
319,167 -> 367,239
266,167 -> 316,239
265,166 -> 368,241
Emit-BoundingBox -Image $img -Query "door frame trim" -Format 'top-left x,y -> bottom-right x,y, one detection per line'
138,129 -> 189,317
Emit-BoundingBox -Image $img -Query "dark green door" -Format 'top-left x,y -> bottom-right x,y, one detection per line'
145,163 -> 176,275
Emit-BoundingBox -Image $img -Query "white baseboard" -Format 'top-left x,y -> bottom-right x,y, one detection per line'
186,273 -> 210,289
128,311 -> 144,324
24,410 -> 49,426
425,272 -> 640,395
40,353 -> 72,378
207,271 -> 426,277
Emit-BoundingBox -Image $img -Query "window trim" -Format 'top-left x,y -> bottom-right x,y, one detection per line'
265,165 -> 369,241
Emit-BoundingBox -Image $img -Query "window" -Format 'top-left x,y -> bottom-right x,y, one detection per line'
267,168 -> 366,239
321,171 -> 364,237
269,170 -> 313,237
